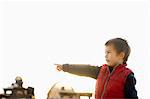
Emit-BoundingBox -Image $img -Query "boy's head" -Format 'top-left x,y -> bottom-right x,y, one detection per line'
105,38 -> 131,67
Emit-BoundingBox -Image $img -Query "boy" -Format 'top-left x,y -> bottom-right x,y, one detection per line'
55,38 -> 138,99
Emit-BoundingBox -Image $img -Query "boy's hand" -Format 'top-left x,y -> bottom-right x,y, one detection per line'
55,64 -> 63,71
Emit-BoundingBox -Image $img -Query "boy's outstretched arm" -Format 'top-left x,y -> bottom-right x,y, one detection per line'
55,64 -> 101,79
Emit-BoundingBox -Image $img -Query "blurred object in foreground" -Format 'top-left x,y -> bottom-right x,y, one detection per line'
0,76 -> 35,99
47,82 -> 92,99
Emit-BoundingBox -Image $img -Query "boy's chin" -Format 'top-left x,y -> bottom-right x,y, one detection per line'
107,64 -> 114,67
106,62 -> 115,67
106,62 -> 112,66
107,63 -> 120,67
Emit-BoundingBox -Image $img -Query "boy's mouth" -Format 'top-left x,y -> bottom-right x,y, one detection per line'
106,59 -> 110,62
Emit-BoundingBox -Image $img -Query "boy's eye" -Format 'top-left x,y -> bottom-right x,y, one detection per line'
107,51 -> 111,53
106,51 -> 111,54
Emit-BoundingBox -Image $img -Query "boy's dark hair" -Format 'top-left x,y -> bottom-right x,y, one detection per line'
105,38 -> 131,64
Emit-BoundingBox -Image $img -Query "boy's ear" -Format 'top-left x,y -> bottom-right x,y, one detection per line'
119,52 -> 125,59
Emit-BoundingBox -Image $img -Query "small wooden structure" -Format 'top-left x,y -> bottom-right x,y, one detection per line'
0,76 -> 35,99
47,82 -> 92,99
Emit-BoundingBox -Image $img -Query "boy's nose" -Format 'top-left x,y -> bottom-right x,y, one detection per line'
105,54 -> 108,58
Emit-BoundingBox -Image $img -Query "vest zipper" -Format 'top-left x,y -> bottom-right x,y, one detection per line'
100,66 -> 117,99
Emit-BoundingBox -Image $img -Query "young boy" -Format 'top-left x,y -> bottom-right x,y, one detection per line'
55,38 -> 138,99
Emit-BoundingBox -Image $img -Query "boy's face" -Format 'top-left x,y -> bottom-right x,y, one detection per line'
105,44 -> 124,67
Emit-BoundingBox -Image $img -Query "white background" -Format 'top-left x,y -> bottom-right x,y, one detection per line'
0,0 -> 150,99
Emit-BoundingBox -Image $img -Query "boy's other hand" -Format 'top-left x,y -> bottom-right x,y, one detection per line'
55,64 -> 63,71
